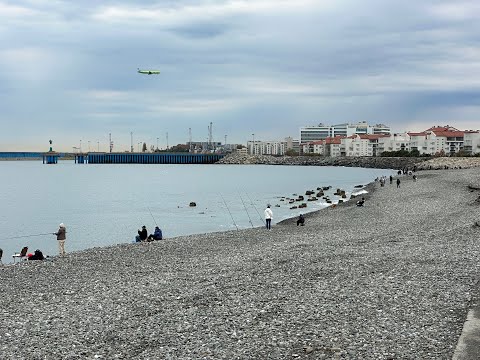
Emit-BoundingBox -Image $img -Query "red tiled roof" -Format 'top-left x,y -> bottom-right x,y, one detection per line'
431,131 -> 464,137
325,136 -> 343,145
425,125 -> 460,132
358,134 -> 390,140
407,132 -> 428,137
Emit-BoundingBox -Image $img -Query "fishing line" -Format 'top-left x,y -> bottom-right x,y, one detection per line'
0,233 -> 55,241
147,207 -> 159,227
239,194 -> 254,228
220,193 -> 239,231
244,190 -> 265,225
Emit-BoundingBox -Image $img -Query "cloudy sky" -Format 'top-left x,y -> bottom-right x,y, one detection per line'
1,0 -> 479,151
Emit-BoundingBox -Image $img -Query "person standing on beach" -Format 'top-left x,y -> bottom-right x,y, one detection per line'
264,205 -> 273,230
396,178 -> 401,188
54,223 -> 66,256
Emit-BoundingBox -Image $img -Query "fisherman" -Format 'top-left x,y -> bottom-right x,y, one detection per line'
136,225 -> 148,242
356,197 -> 365,207
147,226 -> 163,241
264,205 -> 273,230
54,223 -> 66,256
297,214 -> 305,226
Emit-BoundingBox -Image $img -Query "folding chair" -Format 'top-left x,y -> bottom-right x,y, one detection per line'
12,246 -> 28,263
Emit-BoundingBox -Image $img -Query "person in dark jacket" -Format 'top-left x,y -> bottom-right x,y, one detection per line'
54,223 -> 66,255
136,225 -> 148,242
296,214 -> 305,226
148,226 -> 163,241
28,249 -> 45,261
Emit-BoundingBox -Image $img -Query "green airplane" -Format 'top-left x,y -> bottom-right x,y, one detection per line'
137,68 -> 160,75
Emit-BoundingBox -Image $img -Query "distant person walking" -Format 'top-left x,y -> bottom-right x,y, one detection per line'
264,205 -> 273,230
396,178 -> 401,188
54,223 -> 66,256
389,175 -> 393,184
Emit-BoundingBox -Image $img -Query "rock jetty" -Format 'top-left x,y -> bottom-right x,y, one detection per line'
217,153 -> 480,170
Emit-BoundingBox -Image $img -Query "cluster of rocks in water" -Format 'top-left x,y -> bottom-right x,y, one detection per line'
217,153 -> 480,170
277,185 -> 349,210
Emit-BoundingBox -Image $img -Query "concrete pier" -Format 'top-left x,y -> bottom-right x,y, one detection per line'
86,152 -> 224,164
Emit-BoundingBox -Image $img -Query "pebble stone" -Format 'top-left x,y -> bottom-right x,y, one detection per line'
0,167 -> 480,359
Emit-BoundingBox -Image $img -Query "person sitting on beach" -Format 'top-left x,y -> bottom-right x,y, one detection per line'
28,249 -> 45,261
297,214 -> 305,226
147,226 -> 163,241
136,225 -> 148,242
356,197 -> 365,207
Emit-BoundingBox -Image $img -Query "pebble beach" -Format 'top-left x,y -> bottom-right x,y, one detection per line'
1,168 -> 480,359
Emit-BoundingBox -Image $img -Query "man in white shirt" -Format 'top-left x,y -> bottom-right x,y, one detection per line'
264,205 -> 273,230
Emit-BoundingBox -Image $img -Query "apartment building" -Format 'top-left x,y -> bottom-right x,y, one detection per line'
408,126 -> 465,156
302,140 -> 325,155
377,133 -> 411,155
464,131 -> 480,155
299,122 -> 391,143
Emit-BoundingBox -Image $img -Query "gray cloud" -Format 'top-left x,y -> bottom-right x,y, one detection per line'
0,0 -> 479,151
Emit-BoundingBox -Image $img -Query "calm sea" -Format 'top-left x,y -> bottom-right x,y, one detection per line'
0,161 -> 392,263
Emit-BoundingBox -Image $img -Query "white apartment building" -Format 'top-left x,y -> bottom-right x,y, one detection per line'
324,137 -> 342,157
341,135 -> 372,157
377,133 -> 411,155
464,131 -> 480,155
248,140 -> 287,155
302,140 -> 325,155
300,122 -> 391,143
408,126 -> 465,156
248,137 -> 300,155
341,134 -> 392,157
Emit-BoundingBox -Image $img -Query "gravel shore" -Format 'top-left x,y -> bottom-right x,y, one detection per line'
1,169 -> 480,359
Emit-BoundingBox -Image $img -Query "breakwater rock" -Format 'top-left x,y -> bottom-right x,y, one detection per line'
416,157 -> 480,170
216,153 -> 427,169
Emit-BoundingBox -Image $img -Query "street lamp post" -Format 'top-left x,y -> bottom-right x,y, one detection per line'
251,133 -> 255,155
157,137 -> 159,150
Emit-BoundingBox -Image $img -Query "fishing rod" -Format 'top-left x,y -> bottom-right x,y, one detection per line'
220,193 -> 239,231
239,194 -> 254,228
147,207 -> 159,227
0,233 -> 55,241
244,190 -> 265,225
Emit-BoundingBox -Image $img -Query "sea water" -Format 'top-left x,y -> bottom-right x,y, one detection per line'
0,161 -> 393,263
